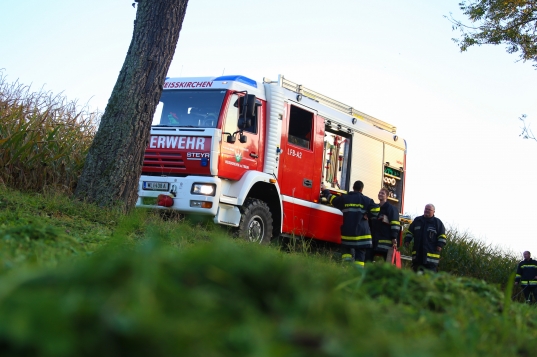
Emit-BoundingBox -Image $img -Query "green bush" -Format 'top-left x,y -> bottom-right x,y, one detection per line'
0,235 -> 535,357
0,189 -> 535,356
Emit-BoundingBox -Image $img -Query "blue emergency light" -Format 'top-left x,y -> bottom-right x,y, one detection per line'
213,75 -> 257,88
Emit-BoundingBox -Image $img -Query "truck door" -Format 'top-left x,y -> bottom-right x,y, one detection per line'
278,103 -> 318,237
219,93 -> 262,180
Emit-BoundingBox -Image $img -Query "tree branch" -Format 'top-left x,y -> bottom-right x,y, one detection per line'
519,114 -> 537,141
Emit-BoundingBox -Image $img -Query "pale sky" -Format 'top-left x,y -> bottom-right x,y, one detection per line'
2,0 -> 537,255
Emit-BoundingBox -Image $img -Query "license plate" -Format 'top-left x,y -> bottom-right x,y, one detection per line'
143,181 -> 169,191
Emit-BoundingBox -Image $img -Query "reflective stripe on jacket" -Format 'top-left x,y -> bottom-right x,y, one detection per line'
330,191 -> 379,248
370,202 -> 400,252
515,259 -> 537,285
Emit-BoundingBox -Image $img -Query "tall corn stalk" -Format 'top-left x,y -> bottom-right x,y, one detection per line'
400,224 -> 518,287
440,227 -> 518,286
0,72 -> 99,193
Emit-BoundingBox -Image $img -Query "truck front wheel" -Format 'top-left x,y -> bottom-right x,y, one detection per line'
237,198 -> 273,244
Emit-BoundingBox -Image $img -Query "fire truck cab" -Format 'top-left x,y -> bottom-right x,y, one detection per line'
136,75 -> 406,244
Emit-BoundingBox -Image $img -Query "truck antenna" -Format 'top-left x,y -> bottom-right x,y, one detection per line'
222,68 -> 225,75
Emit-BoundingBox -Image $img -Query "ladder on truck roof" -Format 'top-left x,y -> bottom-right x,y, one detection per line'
279,76 -> 397,134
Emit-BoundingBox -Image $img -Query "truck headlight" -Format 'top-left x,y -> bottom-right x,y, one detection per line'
191,183 -> 216,196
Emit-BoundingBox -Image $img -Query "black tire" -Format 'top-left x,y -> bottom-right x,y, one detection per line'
237,198 -> 273,244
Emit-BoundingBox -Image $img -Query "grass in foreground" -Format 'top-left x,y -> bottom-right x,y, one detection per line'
0,187 -> 115,274
0,235 -> 536,357
0,187 -> 536,356
0,186 -> 228,276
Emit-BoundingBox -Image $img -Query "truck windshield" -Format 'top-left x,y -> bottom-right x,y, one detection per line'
152,89 -> 227,128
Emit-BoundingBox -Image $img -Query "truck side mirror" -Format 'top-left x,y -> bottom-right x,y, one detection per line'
238,95 -> 256,129
226,134 -> 236,143
239,133 -> 247,143
242,94 -> 256,120
237,117 -> 252,130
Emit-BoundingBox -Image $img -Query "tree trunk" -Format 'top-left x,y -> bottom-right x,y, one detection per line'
75,0 -> 188,210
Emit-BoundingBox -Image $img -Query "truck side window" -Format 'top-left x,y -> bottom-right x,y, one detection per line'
224,94 -> 258,134
224,94 -> 239,135
153,101 -> 164,125
288,105 -> 313,149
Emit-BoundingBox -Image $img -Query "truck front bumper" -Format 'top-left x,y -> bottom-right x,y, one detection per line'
136,175 -> 221,216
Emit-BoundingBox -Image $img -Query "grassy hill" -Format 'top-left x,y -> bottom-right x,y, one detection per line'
0,186 -> 535,357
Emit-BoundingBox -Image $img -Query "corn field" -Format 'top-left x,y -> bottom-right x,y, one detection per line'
399,225 -> 519,287
0,72 -> 99,193
440,227 -> 519,287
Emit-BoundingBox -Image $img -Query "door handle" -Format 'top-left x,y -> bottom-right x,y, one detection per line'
250,152 -> 259,158
303,179 -> 312,188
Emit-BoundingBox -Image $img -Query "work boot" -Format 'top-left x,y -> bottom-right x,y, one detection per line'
341,253 -> 353,263
354,261 -> 365,268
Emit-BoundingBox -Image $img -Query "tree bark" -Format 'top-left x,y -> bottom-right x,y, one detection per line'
75,0 -> 188,210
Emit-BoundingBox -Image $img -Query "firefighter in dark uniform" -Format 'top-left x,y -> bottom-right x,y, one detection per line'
515,251 -> 537,304
369,188 -> 400,261
322,180 -> 380,267
404,204 -> 446,272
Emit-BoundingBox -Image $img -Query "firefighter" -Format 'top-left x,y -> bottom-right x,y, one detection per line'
404,204 -> 446,272
322,181 -> 380,267
514,251 -> 537,304
369,188 -> 400,262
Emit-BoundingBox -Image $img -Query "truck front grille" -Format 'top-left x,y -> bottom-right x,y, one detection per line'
142,151 -> 185,174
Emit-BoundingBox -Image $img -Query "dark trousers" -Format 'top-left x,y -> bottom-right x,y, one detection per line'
366,239 -> 388,262
522,285 -> 537,303
412,262 -> 437,273
365,249 -> 388,262
365,248 -> 373,263
341,245 -> 367,267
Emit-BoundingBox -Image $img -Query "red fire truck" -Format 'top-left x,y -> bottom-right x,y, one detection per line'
136,75 -> 407,244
